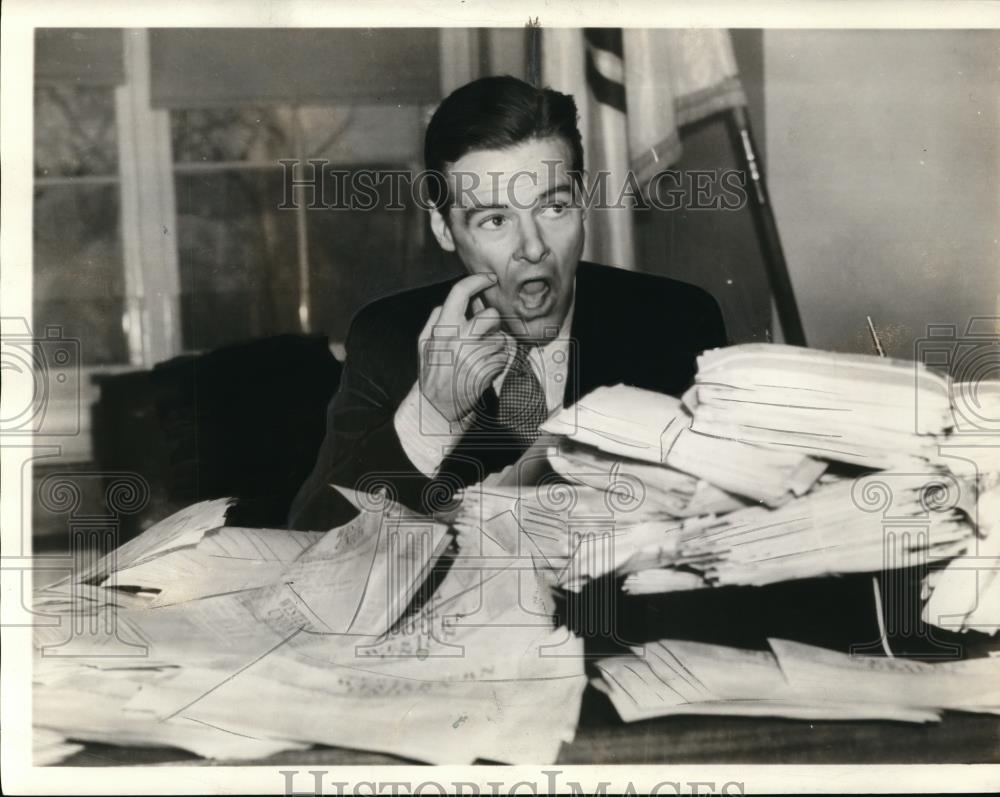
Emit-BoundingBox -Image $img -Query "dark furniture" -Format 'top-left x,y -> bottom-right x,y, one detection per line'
92,334 -> 342,534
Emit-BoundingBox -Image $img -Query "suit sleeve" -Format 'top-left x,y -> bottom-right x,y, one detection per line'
286,308 -> 433,530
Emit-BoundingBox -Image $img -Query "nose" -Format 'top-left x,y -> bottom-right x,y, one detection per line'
514,216 -> 550,264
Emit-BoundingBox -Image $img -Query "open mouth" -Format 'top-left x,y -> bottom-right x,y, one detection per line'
517,277 -> 551,312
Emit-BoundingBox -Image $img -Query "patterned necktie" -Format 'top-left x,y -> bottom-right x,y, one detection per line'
496,341 -> 548,447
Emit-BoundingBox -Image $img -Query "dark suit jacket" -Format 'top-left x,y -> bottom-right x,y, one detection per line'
288,261 -> 727,531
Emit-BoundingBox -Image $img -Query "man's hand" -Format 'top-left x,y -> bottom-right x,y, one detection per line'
418,273 -> 511,423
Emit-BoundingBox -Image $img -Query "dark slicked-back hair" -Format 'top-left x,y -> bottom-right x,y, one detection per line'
423,75 -> 584,211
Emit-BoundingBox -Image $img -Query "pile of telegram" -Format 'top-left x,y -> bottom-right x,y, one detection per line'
33,343 -> 1000,762
33,493 -> 586,765
457,344 -> 998,612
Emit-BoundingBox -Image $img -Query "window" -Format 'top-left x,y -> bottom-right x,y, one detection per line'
32,28 -> 482,465
168,102 -> 449,351
34,84 -> 128,366
170,105 -> 450,350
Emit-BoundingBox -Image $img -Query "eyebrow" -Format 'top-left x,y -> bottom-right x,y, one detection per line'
461,182 -> 575,224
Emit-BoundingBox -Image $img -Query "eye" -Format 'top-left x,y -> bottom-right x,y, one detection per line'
540,202 -> 569,218
478,214 -> 508,230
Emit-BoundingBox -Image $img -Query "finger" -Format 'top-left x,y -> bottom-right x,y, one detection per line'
464,335 -> 508,362
426,307 -> 462,341
440,273 -> 499,323
476,332 -> 509,352
470,333 -> 516,369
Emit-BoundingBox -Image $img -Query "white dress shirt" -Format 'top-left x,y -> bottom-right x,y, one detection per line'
394,299 -> 575,477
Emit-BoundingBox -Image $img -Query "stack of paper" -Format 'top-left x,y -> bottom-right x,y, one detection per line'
33,493 -> 587,765
595,637 -> 1000,725
683,344 -> 954,469
453,482 -> 732,592
512,345 -> 996,597
458,458 -> 975,597
548,439 -> 747,518
921,481 -> 1000,635
541,384 -> 827,506
451,479 -> 692,589
624,472 -> 975,593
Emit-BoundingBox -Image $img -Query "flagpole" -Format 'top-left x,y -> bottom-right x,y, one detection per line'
728,105 -> 808,347
525,19 -> 541,87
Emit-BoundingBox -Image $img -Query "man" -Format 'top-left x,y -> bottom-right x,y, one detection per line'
288,75 -> 908,660
288,75 -> 727,532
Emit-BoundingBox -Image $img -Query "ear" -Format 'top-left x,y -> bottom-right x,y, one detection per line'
429,207 -> 456,252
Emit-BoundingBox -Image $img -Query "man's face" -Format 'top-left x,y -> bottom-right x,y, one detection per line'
430,136 -> 585,342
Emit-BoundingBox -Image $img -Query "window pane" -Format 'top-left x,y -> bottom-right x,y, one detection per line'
296,104 -> 425,164
34,85 -> 118,178
174,169 -> 300,351
171,107 -> 292,163
33,183 -> 128,364
306,169 -> 457,343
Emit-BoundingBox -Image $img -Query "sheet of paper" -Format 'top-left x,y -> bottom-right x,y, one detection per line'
541,384 -> 692,462
70,498 -> 235,586
769,638 -> 1000,713
595,638 -> 944,724
175,617 -> 585,765
540,383 -> 826,505
593,660 -> 939,724
922,483 -> 1000,634
248,502 -> 451,636
33,668 -> 308,760
109,527 -> 323,607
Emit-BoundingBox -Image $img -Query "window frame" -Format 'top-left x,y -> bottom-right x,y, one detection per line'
37,29 -> 180,463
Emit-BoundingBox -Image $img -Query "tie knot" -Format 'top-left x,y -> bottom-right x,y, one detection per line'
497,339 -> 547,447
511,340 -> 533,369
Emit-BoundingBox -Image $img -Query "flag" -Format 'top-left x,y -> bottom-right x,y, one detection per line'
542,29 -> 747,270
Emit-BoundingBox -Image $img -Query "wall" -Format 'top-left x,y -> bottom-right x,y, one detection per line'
635,29 -> 773,344
764,29 -> 1000,358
